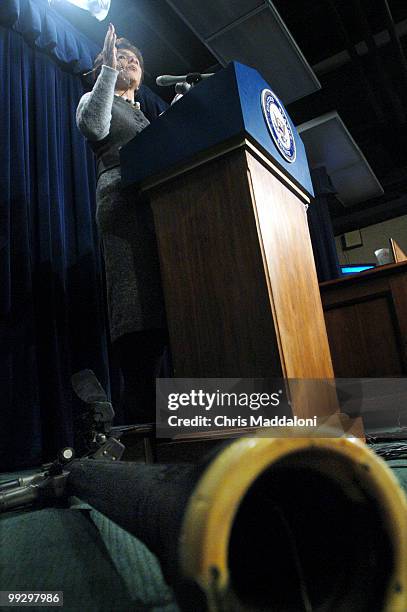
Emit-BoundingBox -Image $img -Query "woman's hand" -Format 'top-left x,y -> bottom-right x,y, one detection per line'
102,23 -> 117,70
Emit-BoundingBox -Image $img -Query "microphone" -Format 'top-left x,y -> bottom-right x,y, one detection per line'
156,72 -> 214,87
170,81 -> 192,105
71,369 -> 108,403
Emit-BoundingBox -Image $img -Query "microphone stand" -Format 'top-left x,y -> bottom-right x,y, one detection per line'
0,369 -> 131,512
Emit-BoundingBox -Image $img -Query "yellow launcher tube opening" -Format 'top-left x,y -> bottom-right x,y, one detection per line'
228,449 -> 395,611
181,436 -> 407,612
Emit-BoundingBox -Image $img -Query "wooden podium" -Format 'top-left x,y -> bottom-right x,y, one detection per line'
121,62 -> 347,422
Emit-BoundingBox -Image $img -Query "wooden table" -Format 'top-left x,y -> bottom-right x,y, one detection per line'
320,261 -> 407,377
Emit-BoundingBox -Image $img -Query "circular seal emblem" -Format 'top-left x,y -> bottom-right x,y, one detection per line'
261,89 -> 296,163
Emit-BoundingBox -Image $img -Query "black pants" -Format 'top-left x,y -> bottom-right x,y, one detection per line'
113,329 -> 170,424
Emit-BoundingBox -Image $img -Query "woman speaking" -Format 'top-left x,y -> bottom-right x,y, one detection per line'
77,24 -> 168,424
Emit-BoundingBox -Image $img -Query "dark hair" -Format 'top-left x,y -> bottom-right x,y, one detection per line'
92,37 -> 144,85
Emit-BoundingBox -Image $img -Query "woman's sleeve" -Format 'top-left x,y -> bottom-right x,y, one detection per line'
76,65 -> 119,141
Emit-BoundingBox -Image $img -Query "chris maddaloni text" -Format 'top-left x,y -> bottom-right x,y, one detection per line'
167,415 -> 318,427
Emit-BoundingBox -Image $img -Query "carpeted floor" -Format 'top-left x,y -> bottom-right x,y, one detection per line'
0,481 -> 179,612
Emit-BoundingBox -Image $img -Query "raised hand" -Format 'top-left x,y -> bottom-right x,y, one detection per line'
102,23 -> 117,70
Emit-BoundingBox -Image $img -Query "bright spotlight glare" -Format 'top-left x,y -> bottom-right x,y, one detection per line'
49,0 -> 111,21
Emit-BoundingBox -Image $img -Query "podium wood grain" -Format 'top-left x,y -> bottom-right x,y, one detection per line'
151,147 -> 282,379
148,144 -> 338,419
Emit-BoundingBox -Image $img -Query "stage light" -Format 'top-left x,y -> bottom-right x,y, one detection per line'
49,0 -> 111,21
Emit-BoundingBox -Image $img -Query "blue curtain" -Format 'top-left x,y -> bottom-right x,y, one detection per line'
0,1 -> 111,470
308,167 -> 342,282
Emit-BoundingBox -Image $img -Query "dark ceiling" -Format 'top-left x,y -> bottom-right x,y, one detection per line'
56,0 -> 407,234
275,0 -> 407,233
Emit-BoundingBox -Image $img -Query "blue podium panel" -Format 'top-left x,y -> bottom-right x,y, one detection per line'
120,61 -> 313,197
